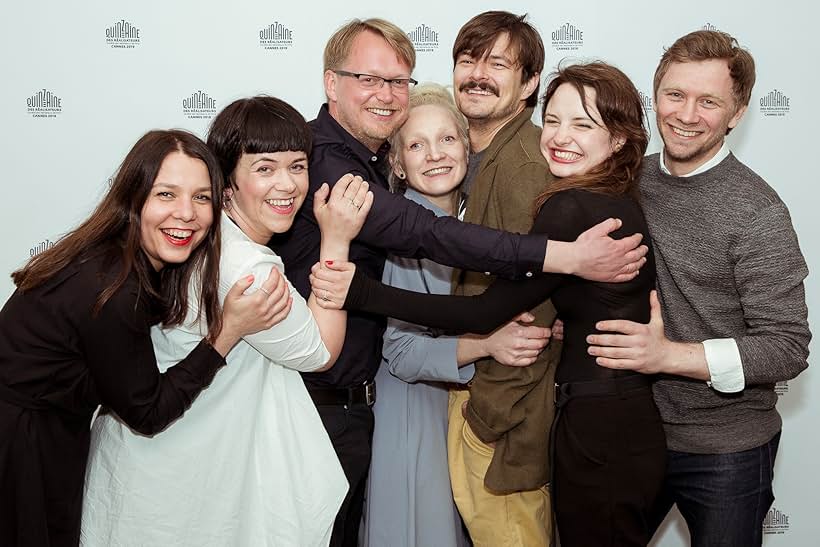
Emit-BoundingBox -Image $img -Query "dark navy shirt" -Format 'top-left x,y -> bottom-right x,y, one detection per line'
269,104 -> 548,388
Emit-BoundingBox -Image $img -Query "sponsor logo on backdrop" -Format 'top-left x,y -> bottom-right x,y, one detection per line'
106,19 -> 141,49
182,90 -> 217,119
408,24 -> 439,53
760,89 -> 790,117
763,506 -> 790,535
552,23 -> 583,51
702,22 -> 720,31
775,380 -> 789,395
259,22 -> 293,50
30,239 -> 55,257
639,91 -> 653,112
27,89 -> 62,118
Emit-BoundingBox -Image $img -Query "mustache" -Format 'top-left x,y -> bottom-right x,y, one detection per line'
459,81 -> 499,96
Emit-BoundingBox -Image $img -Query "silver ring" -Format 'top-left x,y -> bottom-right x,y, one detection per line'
259,287 -> 271,296
349,198 -> 358,208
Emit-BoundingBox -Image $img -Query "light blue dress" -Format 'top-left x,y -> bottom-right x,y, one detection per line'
360,189 -> 472,547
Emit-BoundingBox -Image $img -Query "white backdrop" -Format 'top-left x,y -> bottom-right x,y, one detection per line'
0,1 -> 816,544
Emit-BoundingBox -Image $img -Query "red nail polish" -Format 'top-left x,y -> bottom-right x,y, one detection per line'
325,260 -> 334,266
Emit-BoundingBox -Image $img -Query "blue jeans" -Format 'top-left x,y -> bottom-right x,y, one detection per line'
651,431 -> 780,547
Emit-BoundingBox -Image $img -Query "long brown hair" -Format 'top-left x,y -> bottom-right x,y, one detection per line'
12,130 -> 224,335
534,62 -> 648,212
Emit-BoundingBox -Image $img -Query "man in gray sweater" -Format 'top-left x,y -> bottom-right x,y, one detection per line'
587,30 -> 810,547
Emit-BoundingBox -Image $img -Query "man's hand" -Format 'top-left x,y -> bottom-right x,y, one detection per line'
587,291 -> 709,380
545,218 -> 648,282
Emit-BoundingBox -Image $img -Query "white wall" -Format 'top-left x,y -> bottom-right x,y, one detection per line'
0,1 -> 815,544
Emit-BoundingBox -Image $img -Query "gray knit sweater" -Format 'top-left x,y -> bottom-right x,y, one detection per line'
639,152 -> 810,454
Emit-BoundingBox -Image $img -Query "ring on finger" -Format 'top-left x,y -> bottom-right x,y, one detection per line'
322,290 -> 331,301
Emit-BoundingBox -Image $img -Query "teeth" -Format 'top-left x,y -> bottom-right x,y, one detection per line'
162,229 -> 192,239
553,150 -> 581,161
423,167 -> 452,176
671,126 -> 699,137
466,89 -> 492,95
368,108 -> 393,116
265,198 -> 294,206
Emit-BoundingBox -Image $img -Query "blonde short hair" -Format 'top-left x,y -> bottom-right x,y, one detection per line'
323,18 -> 416,72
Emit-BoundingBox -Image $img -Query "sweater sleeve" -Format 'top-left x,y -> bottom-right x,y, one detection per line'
731,201 -> 811,384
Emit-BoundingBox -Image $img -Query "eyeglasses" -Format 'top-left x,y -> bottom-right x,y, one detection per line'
334,70 -> 418,92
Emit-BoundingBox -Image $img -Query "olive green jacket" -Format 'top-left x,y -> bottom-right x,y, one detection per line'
456,107 -> 561,493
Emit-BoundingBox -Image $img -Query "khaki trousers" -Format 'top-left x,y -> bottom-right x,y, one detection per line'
447,389 -> 552,547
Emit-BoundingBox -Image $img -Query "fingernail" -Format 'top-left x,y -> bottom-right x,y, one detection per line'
246,275 -> 254,282
325,260 -> 334,266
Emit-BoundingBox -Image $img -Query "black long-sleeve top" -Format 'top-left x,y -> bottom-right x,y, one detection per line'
345,188 -> 656,385
0,249 -> 224,546
269,105 -> 550,388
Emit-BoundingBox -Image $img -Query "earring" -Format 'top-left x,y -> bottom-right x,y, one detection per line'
397,171 -> 406,180
222,194 -> 232,210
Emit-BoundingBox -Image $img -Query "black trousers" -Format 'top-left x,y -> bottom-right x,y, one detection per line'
315,403 -> 375,547
553,383 -> 667,547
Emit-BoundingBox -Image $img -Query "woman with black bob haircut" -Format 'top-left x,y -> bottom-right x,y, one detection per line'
83,97 -> 372,547
0,129 -> 287,546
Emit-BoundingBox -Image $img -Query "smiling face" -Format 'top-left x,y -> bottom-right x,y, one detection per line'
655,59 -> 746,176
540,83 -> 621,179
140,151 -> 214,271
394,104 -> 467,210
226,150 -> 308,244
325,30 -> 412,152
452,32 -> 537,128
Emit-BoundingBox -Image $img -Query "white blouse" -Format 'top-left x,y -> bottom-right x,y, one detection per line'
81,212 -> 347,547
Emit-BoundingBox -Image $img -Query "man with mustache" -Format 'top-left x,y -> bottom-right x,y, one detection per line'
447,11 -> 558,546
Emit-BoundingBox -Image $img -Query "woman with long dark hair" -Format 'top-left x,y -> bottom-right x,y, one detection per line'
313,63 -> 667,546
0,130 -> 287,547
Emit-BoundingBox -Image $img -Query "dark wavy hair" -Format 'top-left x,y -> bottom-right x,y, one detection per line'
535,62 -> 648,212
12,130 -> 224,336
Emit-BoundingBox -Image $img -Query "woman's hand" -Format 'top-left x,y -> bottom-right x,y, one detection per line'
309,260 -> 356,310
313,174 -> 374,245
211,267 -> 293,356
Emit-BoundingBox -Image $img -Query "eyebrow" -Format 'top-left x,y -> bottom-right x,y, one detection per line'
250,154 -> 307,166
152,181 -> 212,193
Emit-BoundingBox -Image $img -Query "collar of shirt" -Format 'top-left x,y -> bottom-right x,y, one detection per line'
659,141 -> 731,177
311,103 -> 390,169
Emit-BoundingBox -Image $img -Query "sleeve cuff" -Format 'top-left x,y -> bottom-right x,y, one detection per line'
703,338 -> 745,393
516,234 -> 548,279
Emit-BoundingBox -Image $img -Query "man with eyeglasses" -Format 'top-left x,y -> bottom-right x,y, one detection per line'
269,17 -> 648,547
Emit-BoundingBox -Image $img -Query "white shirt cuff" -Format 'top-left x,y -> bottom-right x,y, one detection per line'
703,338 -> 745,393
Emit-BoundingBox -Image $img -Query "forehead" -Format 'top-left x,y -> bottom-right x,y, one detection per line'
547,83 -> 600,116
660,59 -> 733,97
344,30 -> 411,76
402,104 -> 458,134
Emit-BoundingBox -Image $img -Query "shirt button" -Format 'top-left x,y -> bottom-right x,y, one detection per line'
371,155 -> 378,162
525,271 -> 533,278
484,271 -> 491,276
